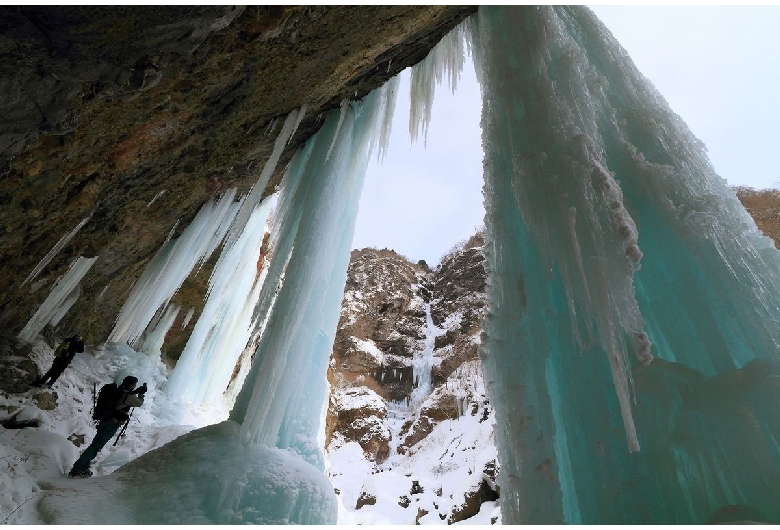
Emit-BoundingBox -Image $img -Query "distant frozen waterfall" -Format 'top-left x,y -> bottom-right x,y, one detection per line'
409,302 -> 443,407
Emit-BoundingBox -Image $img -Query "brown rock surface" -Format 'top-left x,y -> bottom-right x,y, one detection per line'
0,6 -> 476,346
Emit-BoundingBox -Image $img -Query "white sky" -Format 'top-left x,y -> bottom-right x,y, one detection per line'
352,6 -> 780,266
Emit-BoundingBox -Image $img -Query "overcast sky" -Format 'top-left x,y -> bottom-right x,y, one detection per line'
351,6 -> 780,266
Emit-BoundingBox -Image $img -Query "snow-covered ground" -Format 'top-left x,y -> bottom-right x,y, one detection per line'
328,352 -> 501,525
2,332 -> 499,524
0,339 -> 226,524
327,406 -> 499,525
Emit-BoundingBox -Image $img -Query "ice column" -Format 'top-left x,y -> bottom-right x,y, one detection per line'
165,198 -> 274,408
230,82 -> 398,469
18,256 -> 97,342
471,5 -> 780,524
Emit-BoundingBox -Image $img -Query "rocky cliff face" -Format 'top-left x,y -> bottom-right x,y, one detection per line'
326,232 -> 499,524
735,187 -> 780,249
0,6 -> 476,354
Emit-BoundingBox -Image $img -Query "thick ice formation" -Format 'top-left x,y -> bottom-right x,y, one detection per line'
472,5 -> 780,524
38,421 -> 337,525
164,197 -> 274,409
230,81 -> 398,466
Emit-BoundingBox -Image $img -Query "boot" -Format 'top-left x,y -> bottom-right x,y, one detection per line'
68,468 -> 93,478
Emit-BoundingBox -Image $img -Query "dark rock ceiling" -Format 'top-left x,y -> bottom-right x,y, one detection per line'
0,5 -> 477,349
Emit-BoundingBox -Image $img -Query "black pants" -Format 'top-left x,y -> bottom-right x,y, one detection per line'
70,419 -> 122,473
38,356 -> 73,385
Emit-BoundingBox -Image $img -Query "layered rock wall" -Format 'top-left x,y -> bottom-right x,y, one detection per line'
0,6 -> 476,353
326,236 -> 488,459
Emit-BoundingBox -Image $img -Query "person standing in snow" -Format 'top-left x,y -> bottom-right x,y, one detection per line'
68,376 -> 146,478
31,334 -> 84,388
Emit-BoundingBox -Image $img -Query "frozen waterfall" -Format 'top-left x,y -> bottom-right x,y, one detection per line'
472,5 -> 780,524
230,81 -> 398,460
21,5 -> 780,526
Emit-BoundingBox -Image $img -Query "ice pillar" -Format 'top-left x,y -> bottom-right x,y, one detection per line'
230,82 -> 397,468
472,5 -> 780,524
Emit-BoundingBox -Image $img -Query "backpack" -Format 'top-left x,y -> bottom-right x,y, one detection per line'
54,340 -> 71,357
92,383 -> 120,421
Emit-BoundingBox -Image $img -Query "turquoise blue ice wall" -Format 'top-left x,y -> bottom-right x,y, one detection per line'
472,6 -> 780,524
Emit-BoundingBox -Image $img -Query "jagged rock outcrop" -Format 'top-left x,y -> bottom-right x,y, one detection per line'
0,337 -> 39,393
326,235 -> 489,446
430,231 -> 486,386
735,187 -> 780,249
330,248 -> 430,402
326,248 -> 429,461
0,6 -> 476,352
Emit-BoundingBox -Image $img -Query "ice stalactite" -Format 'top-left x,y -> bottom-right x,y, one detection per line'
471,5 -> 780,524
21,216 -> 91,287
409,19 -> 470,146
224,108 -> 305,252
180,307 -> 195,330
230,82 -> 399,464
18,256 -> 97,342
139,303 -> 180,360
109,190 -> 242,348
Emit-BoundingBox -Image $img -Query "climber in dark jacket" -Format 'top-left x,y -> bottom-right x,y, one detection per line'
68,375 -> 146,478
32,335 -> 85,387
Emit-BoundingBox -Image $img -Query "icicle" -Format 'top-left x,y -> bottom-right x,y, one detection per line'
97,284 -> 109,300
22,216 -> 91,287
181,307 -> 195,330
225,108 -> 306,251
286,104 -> 308,147
18,256 -> 97,342
376,75 -> 400,162
147,190 -> 166,207
139,303 -> 180,358
409,19 -> 469,145
49,282 -> 82,327
109,190 -> 241,347
325,99 -> 349,161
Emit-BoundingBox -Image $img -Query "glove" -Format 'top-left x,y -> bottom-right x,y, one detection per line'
134,383 -> 148,396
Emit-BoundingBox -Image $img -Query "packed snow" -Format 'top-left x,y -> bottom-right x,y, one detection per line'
0,339 -> 336,524
327,357 -> 499,525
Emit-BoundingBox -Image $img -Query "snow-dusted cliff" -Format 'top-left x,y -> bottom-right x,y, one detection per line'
326,232 -> 500,524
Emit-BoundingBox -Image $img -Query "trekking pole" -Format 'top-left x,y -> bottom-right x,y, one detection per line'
91,382 -> 96,418
112,409 -> 133,447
